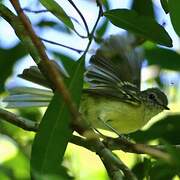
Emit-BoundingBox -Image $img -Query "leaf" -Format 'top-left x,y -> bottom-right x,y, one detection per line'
40,0 -> 74,30
104,9 -> 172,47
36,20 -> 71,34
145,47 -> 180,70
160,0 -> 169,14
4,151 -> 30,179
0,43 -> 27,92
30,56 -> 84,177
169,0 -> 180,37
96,18 -> 109,40
149,162 -> 177,180
95,0 -> 109,39
131,0 -> 155,17
132,158 -> 152,179
53,52 -> 76,73
130,115 -> 180,144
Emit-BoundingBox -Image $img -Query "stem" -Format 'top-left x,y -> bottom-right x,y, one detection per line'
0,108 -> 38,131
67,0 -> 90,37
82,6 -> 102,57
23,8 -> 48,13
40,37 -> 84,54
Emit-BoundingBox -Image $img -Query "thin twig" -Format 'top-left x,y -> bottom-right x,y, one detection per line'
82,5 -> 102,57
23,7 -> 84,29
67,0 -> 90,37
40,37 -> 84,54
23,8 -> 48,13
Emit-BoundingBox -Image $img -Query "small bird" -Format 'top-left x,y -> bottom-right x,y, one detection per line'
3,35 -> 169,134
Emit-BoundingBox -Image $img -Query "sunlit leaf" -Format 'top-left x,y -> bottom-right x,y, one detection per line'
4,151 -> 30,179
40,0 -> 74,30
104,9 -> 172,47
30,56 -> 84,177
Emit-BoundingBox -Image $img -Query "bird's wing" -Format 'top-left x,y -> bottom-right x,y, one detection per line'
95,35 -> 143,89
84,55 -> 141,104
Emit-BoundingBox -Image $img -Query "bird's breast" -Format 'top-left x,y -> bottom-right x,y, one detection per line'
80,94 -> 149,134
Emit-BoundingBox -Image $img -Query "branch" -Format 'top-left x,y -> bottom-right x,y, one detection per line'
9,0 -> 86,132
0,108 -> 136,179
0,108 -> 38,131
23,8 -> 48,14
100,149 -> 137,179
103,136 -> 172,163
82,4 -> 102,57
40,37 -> 84,54
101,158 -> 124,180
0,108 -> 179,158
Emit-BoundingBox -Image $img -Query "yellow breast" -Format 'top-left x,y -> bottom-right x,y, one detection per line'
80,94 -> 151,134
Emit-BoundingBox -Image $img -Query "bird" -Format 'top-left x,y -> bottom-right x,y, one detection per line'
2,35 -> 169,134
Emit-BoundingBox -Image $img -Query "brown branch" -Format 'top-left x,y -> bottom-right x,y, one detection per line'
103,136 -> 172,163
9,0 -> 84,132
0,108 -> 38,131
0,108 -> 178,161
102,152 -> 137,180
1,107 -> 178,179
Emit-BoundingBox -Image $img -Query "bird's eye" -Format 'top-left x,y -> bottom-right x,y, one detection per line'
148,93 -> 156,100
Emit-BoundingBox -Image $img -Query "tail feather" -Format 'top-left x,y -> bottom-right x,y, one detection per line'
3,87 -> 52,108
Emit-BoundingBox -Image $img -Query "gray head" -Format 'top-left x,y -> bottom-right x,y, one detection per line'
140,88 -> 169,110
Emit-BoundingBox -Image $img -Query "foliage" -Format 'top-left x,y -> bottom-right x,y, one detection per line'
0,0 -> 179,179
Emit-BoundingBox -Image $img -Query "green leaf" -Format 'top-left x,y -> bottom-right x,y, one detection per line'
30,56 -> 84,177
0,43 -> 27,92
145,47 -> 180,70
130,115 -> 180,144
40,0 -> 74,30
149,162 -> 177,180
131,0 -> 155,17
96,18 -> 109,40
132,158 -> 152,179
4,151 -> 30,179
53,52 -> 76,74
104,9 -> 172,47
169,0 -> 180,37
95,0 -> 109,39
36,20 -> 71,34
160,0 -> 169,14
